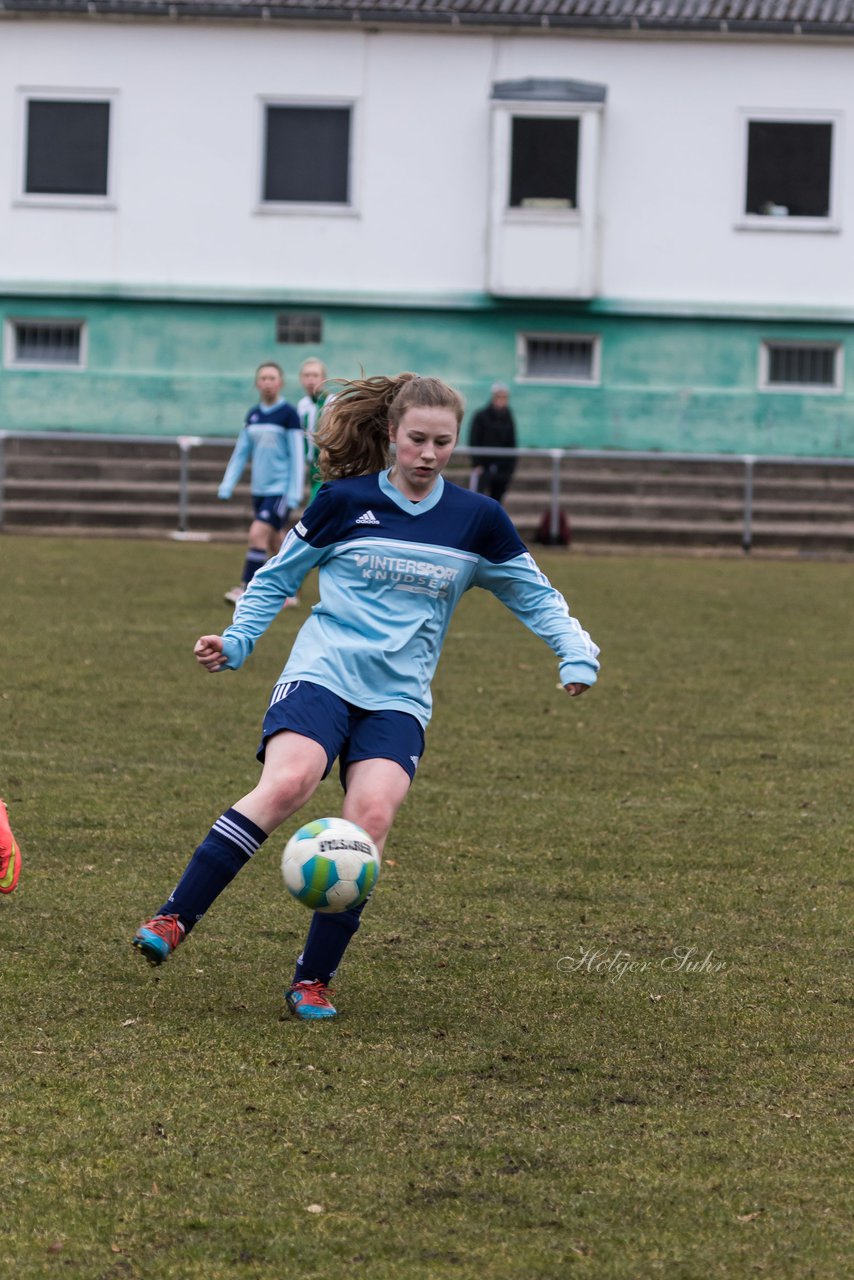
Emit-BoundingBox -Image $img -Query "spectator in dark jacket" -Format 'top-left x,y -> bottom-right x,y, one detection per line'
469,383 -> 518,505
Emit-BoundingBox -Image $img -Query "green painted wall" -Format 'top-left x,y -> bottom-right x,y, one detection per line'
1,293 -> 853,456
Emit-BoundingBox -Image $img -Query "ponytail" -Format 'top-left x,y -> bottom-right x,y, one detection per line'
315,373 -> 464,481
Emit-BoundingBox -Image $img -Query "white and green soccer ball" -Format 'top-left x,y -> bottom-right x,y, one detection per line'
281,817 -> 381,913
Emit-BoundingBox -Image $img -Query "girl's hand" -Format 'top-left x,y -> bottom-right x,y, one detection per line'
194,635 -> 226,672
564,682 -> 590,697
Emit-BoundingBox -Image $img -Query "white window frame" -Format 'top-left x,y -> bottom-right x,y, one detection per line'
516,331 -> 601,385
3,317 -> 88,370
758,339 -> 843,394
14,87 -> 118,210
255,96 -> 359,217
735,108 -> 842,234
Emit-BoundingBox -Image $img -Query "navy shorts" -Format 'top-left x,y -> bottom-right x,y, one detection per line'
257,680 -> 425,789
252,494 -> 289,531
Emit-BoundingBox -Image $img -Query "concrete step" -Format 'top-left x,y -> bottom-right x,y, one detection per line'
2,434 -> 853,554
503,493 -> 854,525
4,435 -> 234,459
5,497 -> 852,551
10,442 -> 854,495
4,447 -> 230,483
5,458 -> 187,483
536,473 -> 854,499
451,462 -> 854,505
5,477 -> 252,505
2,499 -> 248,531
566,515 -> 854,552
17,475 -> 843,524
9,516 -> 850,553
8,462 -> 854,514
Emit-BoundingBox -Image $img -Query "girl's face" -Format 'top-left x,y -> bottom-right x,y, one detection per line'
300,363 -> 325,397
256,366 -> 284,405
389,406 -> 459,500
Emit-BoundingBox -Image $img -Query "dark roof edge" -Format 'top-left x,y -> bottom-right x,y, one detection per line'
492,78 -> 607,103
3,2 -> 854,38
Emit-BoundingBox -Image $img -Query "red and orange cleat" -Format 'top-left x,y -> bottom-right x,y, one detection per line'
285,979 -> 337,1021
132,913 -> 186,966
0,799 -> 21,895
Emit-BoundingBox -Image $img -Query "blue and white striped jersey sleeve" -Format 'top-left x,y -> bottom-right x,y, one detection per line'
473,506 -> 600,688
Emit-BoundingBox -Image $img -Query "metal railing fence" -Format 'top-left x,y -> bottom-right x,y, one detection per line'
0,430 -> 230,541
1,429 -> 853,552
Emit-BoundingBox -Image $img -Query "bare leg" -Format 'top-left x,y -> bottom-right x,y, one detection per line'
247,517 -> 278,553
341,757 -> 413,854
232,731 -> 329,834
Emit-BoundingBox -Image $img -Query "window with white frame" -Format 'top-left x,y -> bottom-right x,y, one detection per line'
489,80 -> 605,298
262,104 -> 351,206
518,333 -> 599,383
760,340 -> 841,392
5,319 -> 86,368
20,94 -> 113,201
742,116 -> 836,222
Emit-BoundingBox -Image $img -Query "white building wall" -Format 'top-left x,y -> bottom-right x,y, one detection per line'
493,35 -> 854,306
0,22 -> 496,294
1,19 -> 852,307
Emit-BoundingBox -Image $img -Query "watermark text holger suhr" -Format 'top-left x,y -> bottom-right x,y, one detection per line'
558,945 -> 727,982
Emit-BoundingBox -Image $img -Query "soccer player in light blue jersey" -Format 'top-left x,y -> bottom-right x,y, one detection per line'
218,361 -> 305,606
133,373 -> 600,1020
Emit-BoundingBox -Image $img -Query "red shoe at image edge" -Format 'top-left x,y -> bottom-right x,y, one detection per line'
0,800 -> 21,894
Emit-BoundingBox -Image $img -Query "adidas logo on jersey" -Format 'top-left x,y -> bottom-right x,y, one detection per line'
354,510 -> 381,526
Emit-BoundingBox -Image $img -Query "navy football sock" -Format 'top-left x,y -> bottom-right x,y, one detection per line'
242,547 -> 268,586
293,900 -> 368,986
159,808 -> 267,934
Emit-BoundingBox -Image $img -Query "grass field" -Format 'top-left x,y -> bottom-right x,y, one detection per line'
1,536 -> 851,1280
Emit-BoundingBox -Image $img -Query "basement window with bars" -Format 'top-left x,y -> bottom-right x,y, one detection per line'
276,313 -> 323,344
760,341 -> 841,392
518,332 -> 599,383
6,319 -> 85,368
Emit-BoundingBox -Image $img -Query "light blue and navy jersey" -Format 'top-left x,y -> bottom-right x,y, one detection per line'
220,469 -> 600,728
218,399 -> 304,507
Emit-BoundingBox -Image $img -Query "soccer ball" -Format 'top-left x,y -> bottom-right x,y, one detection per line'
281,817 -> 381,913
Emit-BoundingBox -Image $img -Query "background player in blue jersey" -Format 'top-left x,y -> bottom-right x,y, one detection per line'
218,362 -> 305,605
133,373 -> 600,1020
